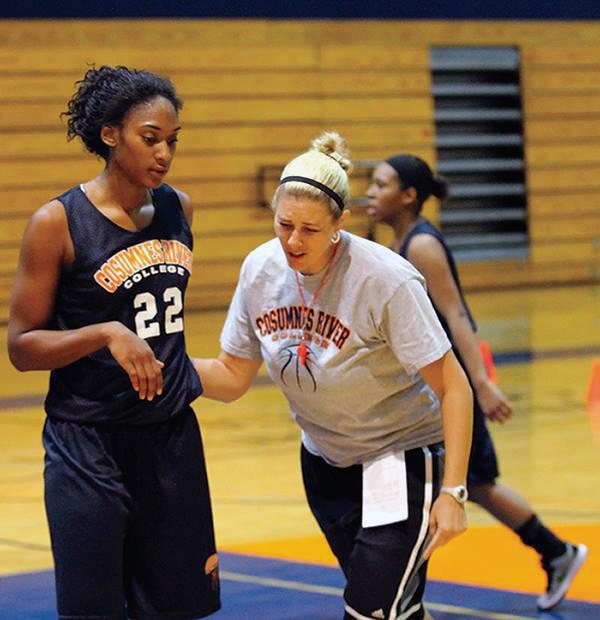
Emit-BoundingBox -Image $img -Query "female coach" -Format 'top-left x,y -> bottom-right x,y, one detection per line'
194,132 -> 473,620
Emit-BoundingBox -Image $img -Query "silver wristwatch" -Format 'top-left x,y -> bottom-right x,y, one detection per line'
440,484 -> 469,505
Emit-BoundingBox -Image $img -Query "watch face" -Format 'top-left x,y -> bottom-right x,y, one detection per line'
442,485 -> 468,503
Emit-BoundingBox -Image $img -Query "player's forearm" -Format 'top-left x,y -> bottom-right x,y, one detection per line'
8,322 -> 118,371
445,313 -> 489,389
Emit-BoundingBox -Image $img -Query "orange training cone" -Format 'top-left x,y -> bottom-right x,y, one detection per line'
588,403 -> 600,446
586,359 -> 600,407
479,340 -> 497,384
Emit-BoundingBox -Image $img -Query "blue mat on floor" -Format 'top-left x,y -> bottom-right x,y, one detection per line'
1,552 -> 598,619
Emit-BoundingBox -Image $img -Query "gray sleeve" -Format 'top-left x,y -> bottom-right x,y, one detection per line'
220,266 -> 263,360
380,278 -> 451,374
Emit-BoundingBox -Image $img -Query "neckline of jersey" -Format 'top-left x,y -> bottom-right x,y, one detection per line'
78,184 -> 157,235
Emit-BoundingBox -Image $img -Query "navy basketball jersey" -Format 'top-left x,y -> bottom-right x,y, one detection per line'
45,184 -> 202,424
398,218 -> 476,341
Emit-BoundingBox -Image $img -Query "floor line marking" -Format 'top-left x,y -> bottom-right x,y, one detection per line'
220,571 -> 534,619
221,570 -> 343,596
426,603 -> 532,619
0,537 -> 51,552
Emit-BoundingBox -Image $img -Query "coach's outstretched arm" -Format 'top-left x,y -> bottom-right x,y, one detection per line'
193,353 -> 262,402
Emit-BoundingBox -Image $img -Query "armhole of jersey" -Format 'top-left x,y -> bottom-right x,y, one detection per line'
403,228 -> 432,262
401,224 -> 433,259
158,184 -> 192,236
55,197 -> 78,267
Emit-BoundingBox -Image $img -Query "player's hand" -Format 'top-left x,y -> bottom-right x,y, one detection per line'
476,379 -> 512,424
423,493 -> 467,560
104,322 -> 164,400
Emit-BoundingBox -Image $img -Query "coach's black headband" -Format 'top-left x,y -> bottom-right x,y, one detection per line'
279,176 -> 345,212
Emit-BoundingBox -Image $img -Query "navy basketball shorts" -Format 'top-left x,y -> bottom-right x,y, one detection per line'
467,398 -> 500,488
301,443 -> 444,620
43,408 -> 221,620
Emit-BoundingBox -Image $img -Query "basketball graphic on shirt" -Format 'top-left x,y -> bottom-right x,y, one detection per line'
278,342 -> 321,392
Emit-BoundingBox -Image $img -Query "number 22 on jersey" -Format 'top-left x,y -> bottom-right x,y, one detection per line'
133,286 -> 183,339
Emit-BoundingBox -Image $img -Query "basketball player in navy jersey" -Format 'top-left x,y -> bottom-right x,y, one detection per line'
366,154 -> 588,612
8,66 -> 220,619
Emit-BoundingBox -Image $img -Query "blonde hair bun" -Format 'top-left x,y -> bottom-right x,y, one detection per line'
274,130 -> 352,217
311,131 -> 353,174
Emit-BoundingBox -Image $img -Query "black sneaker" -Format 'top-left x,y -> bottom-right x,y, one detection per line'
537,543 -> 588,611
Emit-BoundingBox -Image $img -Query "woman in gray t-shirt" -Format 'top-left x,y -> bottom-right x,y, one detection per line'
194,132 -> 473,620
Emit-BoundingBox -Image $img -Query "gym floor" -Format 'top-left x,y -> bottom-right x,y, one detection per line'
1,284 -> 599,619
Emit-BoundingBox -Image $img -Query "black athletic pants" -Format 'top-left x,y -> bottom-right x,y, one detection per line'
301,443 -> 444,620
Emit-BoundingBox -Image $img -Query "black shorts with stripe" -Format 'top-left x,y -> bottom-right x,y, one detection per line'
301,442 -> 444,620
43,408 -> 221,620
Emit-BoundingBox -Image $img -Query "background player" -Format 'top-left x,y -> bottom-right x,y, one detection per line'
366,153 -> 588,612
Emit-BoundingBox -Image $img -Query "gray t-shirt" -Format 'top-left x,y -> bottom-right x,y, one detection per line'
220,231 -> 451,467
